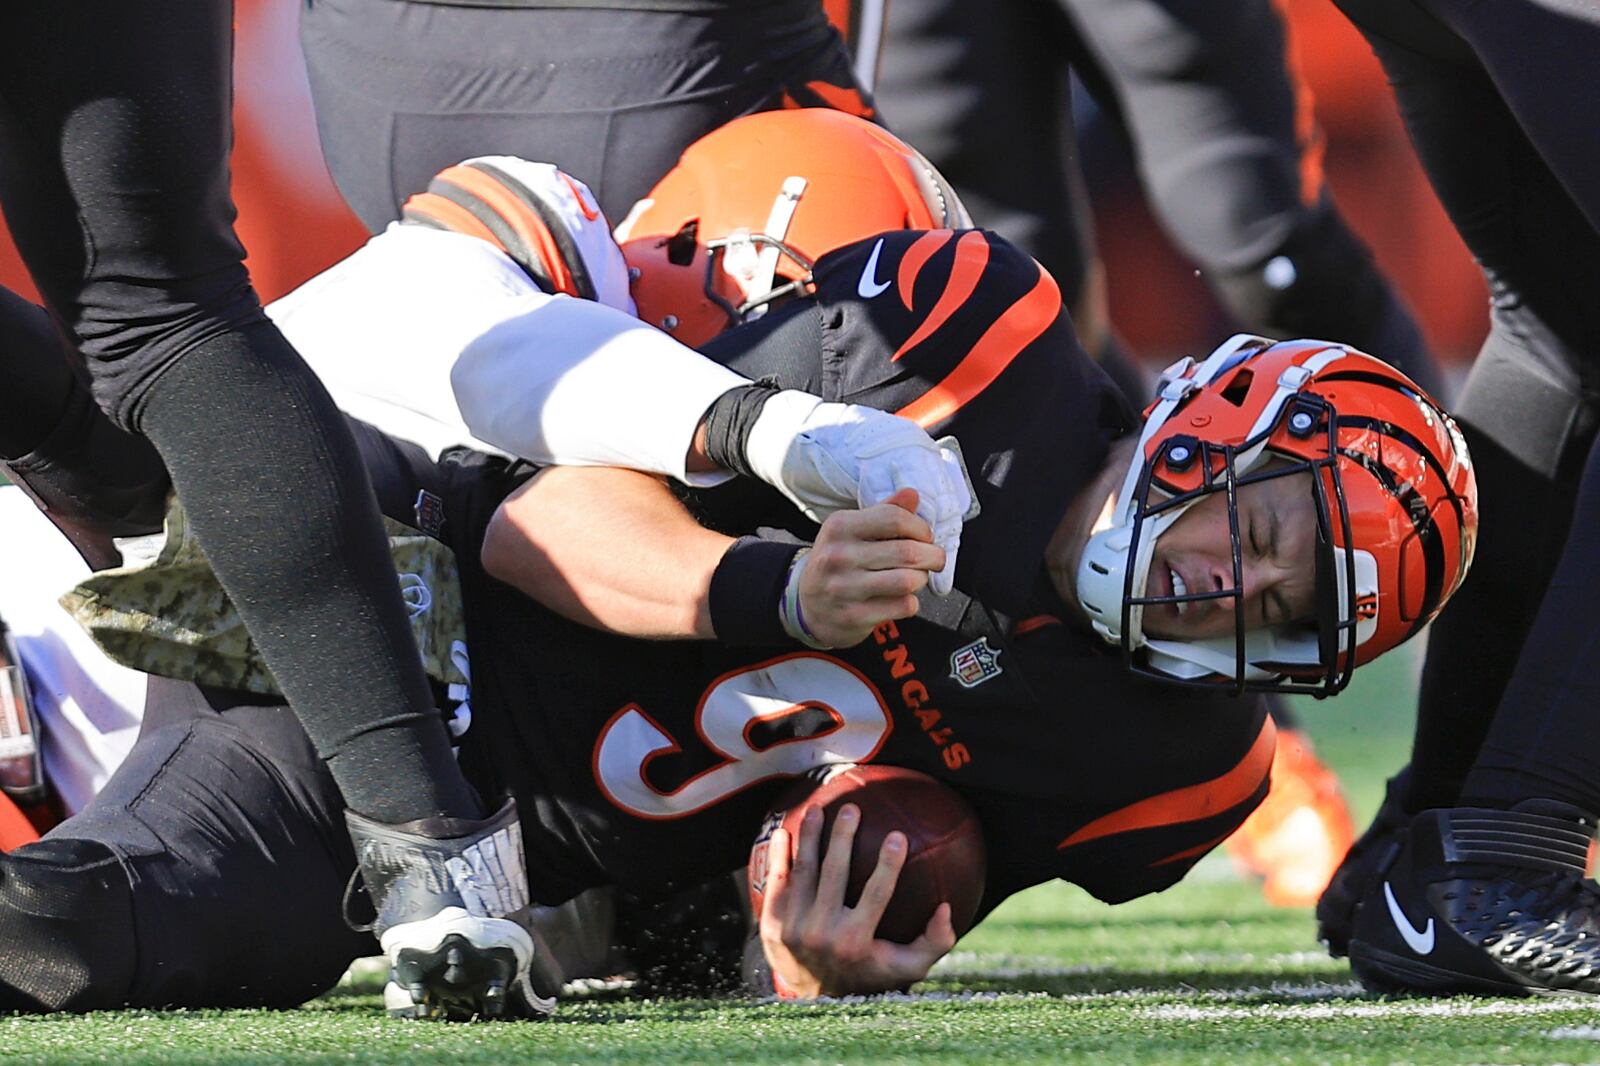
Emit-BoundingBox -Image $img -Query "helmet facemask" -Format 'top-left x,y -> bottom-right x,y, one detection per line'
1122,408 -> 1365,696
1076,335 -> 1382,697
701,231 -> 816,327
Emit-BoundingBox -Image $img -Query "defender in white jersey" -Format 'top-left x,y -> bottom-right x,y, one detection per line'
0,491 -> 144,818
264,154 -> 975,593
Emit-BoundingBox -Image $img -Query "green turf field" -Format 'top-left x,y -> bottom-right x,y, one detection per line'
11,644 -> 1600,1066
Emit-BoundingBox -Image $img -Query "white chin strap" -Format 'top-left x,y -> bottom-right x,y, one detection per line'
719,176 -> 807,322
1074,334 -> 1367,684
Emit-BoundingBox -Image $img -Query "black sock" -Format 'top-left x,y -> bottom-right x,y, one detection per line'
137,320 -> 480,823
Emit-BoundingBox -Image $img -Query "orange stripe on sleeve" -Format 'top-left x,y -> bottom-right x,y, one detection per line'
437,165 -> 582,297
402,192 -> 509,253
1056,715 -> 1277,851
801,79 -> 876,119
1012,614 -> 1063,636
892,230 -> 990,363
896,230 -> 954,311
1150,826 -> 1238,868
894,260 -> 1061,428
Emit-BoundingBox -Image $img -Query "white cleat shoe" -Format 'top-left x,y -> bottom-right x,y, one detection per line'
346,798 -> 559,1020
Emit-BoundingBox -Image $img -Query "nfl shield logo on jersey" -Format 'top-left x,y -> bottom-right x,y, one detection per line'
413,489 -> 447,538
949,638 -> 1003,689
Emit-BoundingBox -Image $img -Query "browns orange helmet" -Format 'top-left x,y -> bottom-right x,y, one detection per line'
1075,335 -> 1478,695
615,108 -> 970,347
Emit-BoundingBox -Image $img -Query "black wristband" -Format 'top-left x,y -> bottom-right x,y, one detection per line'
709,536 -> 804,646
702,383 -> 781,479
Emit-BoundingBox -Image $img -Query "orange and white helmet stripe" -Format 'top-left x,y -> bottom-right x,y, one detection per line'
402,157 -> 634,314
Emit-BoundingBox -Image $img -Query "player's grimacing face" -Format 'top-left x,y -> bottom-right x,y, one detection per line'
1140,470 -> 1318,641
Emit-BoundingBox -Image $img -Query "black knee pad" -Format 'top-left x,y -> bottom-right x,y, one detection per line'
0,838 -> 136,1012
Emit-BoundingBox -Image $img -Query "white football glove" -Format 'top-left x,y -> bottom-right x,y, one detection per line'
742,390 -> 979,595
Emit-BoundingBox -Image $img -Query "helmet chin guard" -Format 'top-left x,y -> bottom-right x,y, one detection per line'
1074,334 -> 1478,696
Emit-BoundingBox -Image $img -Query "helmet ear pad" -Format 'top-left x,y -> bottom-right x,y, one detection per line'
618,109 -> 971,347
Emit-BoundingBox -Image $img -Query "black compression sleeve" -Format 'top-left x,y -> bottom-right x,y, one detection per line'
138,322 -> 481,824
709,536 -> 802,646
700,383 -> 780,480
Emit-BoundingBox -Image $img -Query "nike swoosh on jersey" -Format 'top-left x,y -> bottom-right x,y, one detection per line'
1383,880 -> 1436,955
858,237 -> 892,299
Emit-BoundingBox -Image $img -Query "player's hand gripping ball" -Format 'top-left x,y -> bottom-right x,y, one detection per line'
749,764 -> 987,945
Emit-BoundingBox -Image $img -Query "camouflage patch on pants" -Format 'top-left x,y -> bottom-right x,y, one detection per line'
60,499 -> 470,696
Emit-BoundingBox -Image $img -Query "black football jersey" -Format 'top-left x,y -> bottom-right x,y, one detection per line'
438,230 -> 1271,912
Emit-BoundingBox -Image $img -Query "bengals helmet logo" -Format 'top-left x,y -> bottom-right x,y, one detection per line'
1355,593 -> 1379,622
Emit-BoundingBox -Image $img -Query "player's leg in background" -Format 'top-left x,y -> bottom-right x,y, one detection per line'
1317,1 -> 1600,985
1339,0 -> 1600,815
0,4 -> 553,1017
0,2 -> 476,823
1058,0 -> 1443,400
873,0 -> 1150,404
0,288 -> 169,570
0,680 -> 373,1012
875,0 -> 1085,306
1460,427 -> 1600,817
299,0 -> 866,228
1408,0 -> 1600,819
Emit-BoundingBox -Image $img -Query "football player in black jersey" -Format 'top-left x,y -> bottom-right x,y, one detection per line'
0,175 -> 1478,1009
1310,0 -> 1600,999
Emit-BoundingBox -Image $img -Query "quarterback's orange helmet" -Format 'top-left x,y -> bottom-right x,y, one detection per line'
616,108 -> 970,347
1075,335 -> 1478,696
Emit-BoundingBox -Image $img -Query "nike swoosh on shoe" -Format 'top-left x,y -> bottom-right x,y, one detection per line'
1383,880 -> 1435,955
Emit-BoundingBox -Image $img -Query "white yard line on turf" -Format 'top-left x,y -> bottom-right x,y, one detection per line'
1146,998 -> 1587,1021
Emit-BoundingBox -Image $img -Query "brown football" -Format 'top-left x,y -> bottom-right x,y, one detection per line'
748,763 -> 987,945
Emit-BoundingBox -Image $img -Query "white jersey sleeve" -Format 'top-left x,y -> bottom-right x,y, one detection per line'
0,490 -> 144,815
449,294 -> 746,486
269,222 -> 548,460
267,159 -> 743,484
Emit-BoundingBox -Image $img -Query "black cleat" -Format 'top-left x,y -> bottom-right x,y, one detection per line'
1317,768 -> 1413,958
1,387 -> 170,571
346,798 -> 560,1020
1347,800 -> 1600,996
